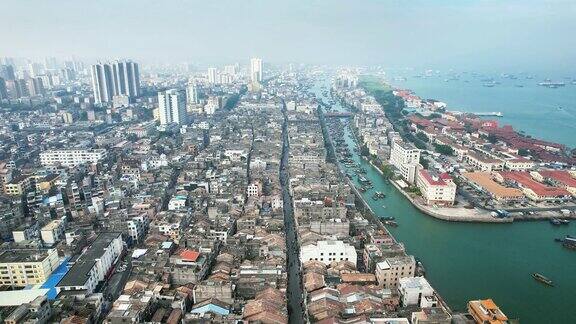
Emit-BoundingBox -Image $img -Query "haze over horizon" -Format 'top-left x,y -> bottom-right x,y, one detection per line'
2,0 -> 575,73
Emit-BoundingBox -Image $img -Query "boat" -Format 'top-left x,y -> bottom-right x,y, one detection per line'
532,273 -> 554,286
555,235 -> 576,250
375,191 -> 386,198
384,220 -> 398,227
549,218 -> 562,226
382,216 -> 395,221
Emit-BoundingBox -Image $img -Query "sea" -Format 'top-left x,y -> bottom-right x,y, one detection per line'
383,70 -> 576,148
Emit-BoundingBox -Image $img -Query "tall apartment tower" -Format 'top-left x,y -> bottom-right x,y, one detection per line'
207,68 -> 218,84
91,60 -> 140,104
91,63 -> 115,104
186,82 -> 199,104
250,58 -> 263,83
158,89 -> 187,125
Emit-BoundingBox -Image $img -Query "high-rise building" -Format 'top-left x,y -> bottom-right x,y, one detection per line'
91,63 -> 115,104
0,65 -> 16,80
0,78 -> 7,100
207,68 -> 218,84
224,64 -> 238,77
91,60 -> 140,104
112,61 -> 140,98
158,89 -> 187,125
186,82 -> 199,104
6,79 -> 29,99
250,58 -> 263,83
26,77 -> 45,97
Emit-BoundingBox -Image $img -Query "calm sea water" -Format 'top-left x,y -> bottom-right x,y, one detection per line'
314,78 -> 576,324
385,72 -> 576,148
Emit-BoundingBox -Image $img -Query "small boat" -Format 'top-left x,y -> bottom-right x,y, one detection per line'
532,273 -> 554,286
384,220 -> 398,227
549,218 -> 562,226
382,216 -> 395,221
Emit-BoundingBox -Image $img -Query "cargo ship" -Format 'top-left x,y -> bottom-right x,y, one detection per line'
532,273 -> 554,286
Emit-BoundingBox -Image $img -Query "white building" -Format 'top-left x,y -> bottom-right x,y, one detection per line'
168,195 -> 187,211
416,169 -> 457,206
300,240 -> 357,267
56,232 -> 123,295
91,61 -> 140,104
127,215 -> 147,245
158,89 -> 187,125
389,140 -> 421,184
375,255 -> 416,289
40,219 -> 66,247
207,67 -> 218,84
246,182 -> 261,197
398,276 -> 435,307
250,58 -> 263,83
40,149 -> 107,167
186,82 -> 199,105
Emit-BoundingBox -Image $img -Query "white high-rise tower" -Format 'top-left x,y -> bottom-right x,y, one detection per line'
158,89 -> 187,125
91,60 -> 140,104
250,58 -> 263,83
207,68 -> 218,84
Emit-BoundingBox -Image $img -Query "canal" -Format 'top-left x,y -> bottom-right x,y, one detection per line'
313,78 -> 576,324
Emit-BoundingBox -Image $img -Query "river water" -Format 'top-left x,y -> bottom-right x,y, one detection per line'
313,79 -> 576,323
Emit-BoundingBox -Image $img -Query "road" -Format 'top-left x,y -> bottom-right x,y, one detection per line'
279,101 -> 307,323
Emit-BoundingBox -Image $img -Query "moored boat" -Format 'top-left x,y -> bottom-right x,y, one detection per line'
532,273 -> 554,286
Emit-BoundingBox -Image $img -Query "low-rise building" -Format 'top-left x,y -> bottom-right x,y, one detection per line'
300,240 -> 357,267
56,232 -> 123,295
40,149 -> 107,167
375,255 -> 416,289
467,299 -> 508,324
416,170 -> 457,206
398,276 -> 434,307
0,248 -> 59,287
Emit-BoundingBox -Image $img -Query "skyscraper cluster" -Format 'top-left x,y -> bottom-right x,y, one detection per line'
90,60 -> 140,104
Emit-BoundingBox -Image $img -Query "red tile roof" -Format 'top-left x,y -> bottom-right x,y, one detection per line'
499,172 -> 570,197
539,170 -> 576,188
179,249 -> 200,262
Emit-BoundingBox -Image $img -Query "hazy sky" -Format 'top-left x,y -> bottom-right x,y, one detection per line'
2,0 -> 575,71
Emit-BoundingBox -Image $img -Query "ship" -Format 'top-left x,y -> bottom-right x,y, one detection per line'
555,235 -> 576,250
532,273 -> 554,286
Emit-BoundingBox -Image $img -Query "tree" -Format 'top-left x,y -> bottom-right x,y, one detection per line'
416,132 -> 429,143
487,133 -> 498,144
518,148 -> 530,156
434,143 -> 454,156
419,156 -> 430,168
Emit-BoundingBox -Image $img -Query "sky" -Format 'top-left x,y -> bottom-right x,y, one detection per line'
2,0 -> 575,71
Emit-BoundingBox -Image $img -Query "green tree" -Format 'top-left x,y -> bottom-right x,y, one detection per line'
518,148 -> 530,156
487,133 -> 498,144
434,143 -> 454,156
416,132 -> 429,143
